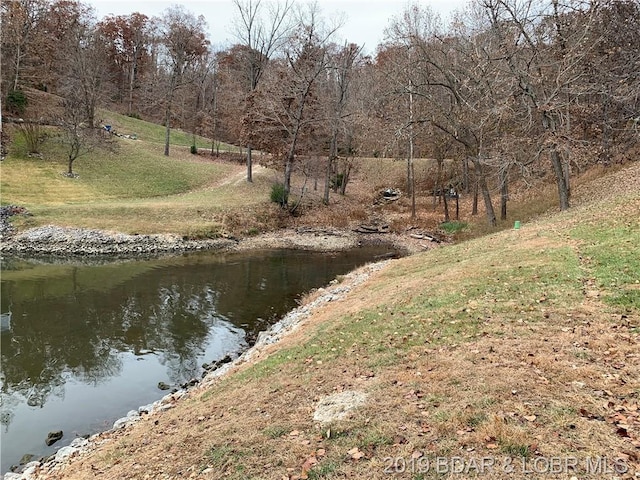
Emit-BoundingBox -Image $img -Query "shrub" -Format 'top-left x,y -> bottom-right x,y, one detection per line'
6,90 -> 27,115
440,221 -> 468,234
17,122 -> 47,154
270,183 -> 288,206
330,173 -> 344,189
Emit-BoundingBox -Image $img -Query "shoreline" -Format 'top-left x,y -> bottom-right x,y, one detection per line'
4,259 -> 393,480
1,222 -> 439,479
0,224 -> 439,259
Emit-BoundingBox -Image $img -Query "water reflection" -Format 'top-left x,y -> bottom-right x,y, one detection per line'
0,247 -> 392,472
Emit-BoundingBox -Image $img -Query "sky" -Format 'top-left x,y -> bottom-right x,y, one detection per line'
87,0 -> 469,54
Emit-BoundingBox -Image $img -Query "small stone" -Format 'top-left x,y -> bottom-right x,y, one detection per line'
45,430 -> 63,446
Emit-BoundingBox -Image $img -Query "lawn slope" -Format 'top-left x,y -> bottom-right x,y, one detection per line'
1,120 -> 275,236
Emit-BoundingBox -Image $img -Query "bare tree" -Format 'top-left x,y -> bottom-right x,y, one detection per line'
322,42 -> 362,204
58,95 -> 111,176
157,6 -> 209,156
386,2 -> 507,226
98,13 -> 152,115
480,0 -> 602,211
62,26 -> 111,129
244,4 -> 337,207
0,0 -> 49,95
232,0 -> 294,182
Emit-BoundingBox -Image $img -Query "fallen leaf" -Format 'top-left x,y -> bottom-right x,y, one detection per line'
524,415 -> 537,422
301,456 -> 318,471
616,426 -> 630,437
348,447 -> 365,460
393,436 -> 407,445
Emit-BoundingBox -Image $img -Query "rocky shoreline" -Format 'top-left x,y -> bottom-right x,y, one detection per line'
0,222 -> 434,258
0,211 -> 438,478
3,259 -> 391,480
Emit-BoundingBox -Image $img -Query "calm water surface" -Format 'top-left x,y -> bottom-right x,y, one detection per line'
0,247 -> 393,473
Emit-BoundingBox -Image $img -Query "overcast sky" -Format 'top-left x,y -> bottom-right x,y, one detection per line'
87,0 -> 469,54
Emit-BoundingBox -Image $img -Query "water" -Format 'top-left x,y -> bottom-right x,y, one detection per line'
0,246 -> 394,473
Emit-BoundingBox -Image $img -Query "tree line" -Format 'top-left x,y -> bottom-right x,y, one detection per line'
2,0 -> 638,221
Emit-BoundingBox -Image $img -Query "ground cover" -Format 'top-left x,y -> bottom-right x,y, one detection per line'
33,161 -> 640,480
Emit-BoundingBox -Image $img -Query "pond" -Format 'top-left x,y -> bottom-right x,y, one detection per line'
0,246 -> 395,473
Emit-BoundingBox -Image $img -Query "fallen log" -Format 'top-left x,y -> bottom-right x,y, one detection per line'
409,232 -> 441,243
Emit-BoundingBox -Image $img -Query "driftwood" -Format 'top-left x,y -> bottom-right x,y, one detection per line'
295,226 -> 343,236
409,232 -> 441,243
354,223 -> 390,234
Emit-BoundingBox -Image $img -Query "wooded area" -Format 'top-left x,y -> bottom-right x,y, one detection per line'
2,0 -> 638,221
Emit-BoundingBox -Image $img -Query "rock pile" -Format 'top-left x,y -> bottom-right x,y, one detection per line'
0,225 -> 235,256
0,205 -> 28,240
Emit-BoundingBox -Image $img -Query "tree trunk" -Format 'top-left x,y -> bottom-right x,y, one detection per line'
128,60 -> 136,115
247,145 -> 253,182
500,167 -> 508,221
164,115 -> 171,157
472,179 -> 478,216
339,160 -> 351,195
409,160 -> 416,220
463,157 -> 470,194
550,148 -> 570,211
323,156 -> 332,205
324,129 -> 337,204
541,112 -> 570,210
283,152 -> 294,206
473,156 -> 496,226
441,187 -> 450,223
454,193 -> 459,221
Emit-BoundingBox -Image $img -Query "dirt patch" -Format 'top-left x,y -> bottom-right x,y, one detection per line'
313,391 -> 368,424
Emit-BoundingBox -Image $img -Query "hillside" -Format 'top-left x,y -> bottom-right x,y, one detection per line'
19,161 -> 639,480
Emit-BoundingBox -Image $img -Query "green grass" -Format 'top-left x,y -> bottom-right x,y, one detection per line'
440,220 -> 468,234
2,139 -> 231,202
99,110 -> 237,151
571,220 -> 640,309
1,120 -> 274,235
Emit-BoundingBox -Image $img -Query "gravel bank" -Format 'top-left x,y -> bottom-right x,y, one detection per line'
0,225 -> 235,256
0,224 -> 435,258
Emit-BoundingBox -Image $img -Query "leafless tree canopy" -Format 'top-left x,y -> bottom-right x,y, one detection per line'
2,0 -> 638,217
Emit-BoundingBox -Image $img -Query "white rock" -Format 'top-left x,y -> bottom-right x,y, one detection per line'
313,391 -> 367,424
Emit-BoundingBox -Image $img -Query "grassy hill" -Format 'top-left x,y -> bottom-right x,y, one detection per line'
1,113 -> 279,237
26,160 -> 639,479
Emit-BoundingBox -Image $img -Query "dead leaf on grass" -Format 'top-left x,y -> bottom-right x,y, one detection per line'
348,447 -> 366,460
301,455 -> 318,472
